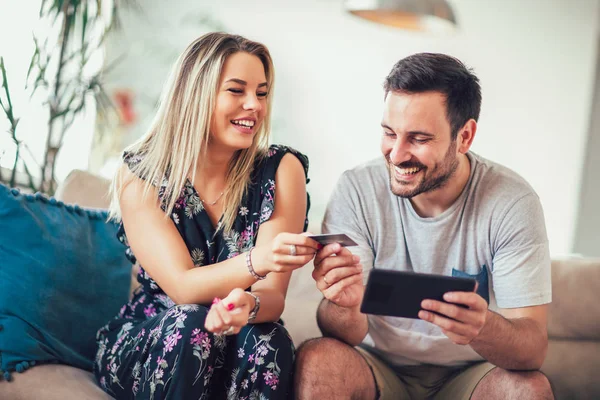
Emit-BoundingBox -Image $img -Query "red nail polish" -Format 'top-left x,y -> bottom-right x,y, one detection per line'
227,303 -> 235,311
212,297 -> 220,305
317,244 -> 323,249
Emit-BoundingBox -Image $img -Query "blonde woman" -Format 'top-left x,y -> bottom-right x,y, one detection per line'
93,32 -> 318,399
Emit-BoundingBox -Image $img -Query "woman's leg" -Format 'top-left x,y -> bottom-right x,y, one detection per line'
94,304 -> 229,399
222,322 -> 295,399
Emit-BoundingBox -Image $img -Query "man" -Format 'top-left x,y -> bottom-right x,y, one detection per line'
294,53 -> 553,400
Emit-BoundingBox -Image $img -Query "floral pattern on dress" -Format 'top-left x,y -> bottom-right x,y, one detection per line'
94,145 -> 309,399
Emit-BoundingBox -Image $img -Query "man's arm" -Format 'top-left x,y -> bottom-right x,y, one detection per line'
472,305 -> 548,370
317,297 -> 369,347
313,243 -> 368,346
420,293 -> 548,370
313,171 -> 375,346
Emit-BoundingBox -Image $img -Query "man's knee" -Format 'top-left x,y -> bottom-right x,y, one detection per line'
295,337 -> 337,371
475,368 -> 554,400
295,338 -> 335,398
511,371 -> 554,399
294,338 -> 376,400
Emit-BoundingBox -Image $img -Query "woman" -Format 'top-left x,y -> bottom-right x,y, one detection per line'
94,32 -> 318,399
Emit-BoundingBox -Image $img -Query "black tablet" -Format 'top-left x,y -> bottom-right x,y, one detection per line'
360,269 -> 477,319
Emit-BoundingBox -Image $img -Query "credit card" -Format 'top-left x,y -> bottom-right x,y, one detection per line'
307,233 -> 358,247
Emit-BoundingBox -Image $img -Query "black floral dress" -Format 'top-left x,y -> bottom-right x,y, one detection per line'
94,145 -> 309,400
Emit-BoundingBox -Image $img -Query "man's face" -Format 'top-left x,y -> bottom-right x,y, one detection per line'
381,91 -> 460,198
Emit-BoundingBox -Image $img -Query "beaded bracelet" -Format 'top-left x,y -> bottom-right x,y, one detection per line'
246,247 -> 266,280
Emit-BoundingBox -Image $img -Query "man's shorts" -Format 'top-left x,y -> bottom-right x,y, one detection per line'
356,347 -> 496,400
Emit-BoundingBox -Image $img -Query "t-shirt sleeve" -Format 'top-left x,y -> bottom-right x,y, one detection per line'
491,193 -> 552,308
322,171 -> 375,284
256,145 -> 310,231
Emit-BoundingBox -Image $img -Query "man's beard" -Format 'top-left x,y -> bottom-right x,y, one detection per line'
388,141 -> 459,198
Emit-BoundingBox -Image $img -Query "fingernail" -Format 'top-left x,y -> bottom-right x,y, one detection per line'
353,255 -> 360,262
212,297 -> 220,305
317,244 -> 323,249
227,303 -> 235,311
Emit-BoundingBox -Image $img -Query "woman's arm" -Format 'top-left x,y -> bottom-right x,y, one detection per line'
247,153 -> 309,323
119,153 -> 311,318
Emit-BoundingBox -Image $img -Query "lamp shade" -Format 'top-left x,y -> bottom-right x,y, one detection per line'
344,0 -> 457,31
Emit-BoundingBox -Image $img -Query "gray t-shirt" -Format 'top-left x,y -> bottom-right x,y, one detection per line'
322,152 -> 552,367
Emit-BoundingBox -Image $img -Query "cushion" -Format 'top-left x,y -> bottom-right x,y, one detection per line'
0,184 -> 131,380
547,257 -> 600,340
54,169 -> 112,210
542,339 -> 600,400
55,169 -> 141,297
0,364 -> 113,399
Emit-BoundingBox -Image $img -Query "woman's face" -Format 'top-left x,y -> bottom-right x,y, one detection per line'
210,52 -> 269,152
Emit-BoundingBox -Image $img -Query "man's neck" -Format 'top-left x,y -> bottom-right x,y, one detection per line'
409,153 -> 472,218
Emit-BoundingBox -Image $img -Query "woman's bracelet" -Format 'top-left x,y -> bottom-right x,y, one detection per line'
246,247 -> 266,280
246,291 -> 260,322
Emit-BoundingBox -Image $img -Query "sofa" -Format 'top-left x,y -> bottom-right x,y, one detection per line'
0,169 -> 599,400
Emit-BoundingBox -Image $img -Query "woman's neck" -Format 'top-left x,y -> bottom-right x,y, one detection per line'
193,145 -> 235,199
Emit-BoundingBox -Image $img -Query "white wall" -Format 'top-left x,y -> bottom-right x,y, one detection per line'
574,42 -> 600,257
103,0 -> 599,256
0,0 -> 100,183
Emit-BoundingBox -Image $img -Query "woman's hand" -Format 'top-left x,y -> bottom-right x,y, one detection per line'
204,288 -> 254,335
251,232 -> 320,276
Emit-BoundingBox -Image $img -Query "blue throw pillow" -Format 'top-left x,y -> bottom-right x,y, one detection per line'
0,184 -> 131,380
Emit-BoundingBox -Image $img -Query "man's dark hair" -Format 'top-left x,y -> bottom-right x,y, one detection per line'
383,53 -> 481,139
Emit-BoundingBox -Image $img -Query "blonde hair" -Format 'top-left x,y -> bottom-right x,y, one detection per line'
108,32 -> 274,234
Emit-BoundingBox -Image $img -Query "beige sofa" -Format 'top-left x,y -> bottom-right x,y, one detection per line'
1,169 -> 599,399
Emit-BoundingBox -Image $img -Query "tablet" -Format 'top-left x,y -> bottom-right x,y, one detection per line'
360,269 -> 477,319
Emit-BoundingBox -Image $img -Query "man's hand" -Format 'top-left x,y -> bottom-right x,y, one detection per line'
313,243 -> 364,308
418,291 -> 488,345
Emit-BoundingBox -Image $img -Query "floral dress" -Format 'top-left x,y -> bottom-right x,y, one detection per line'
94,145 -> 310,400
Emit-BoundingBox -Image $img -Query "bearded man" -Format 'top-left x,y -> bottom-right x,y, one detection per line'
294,53 -> 554,400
